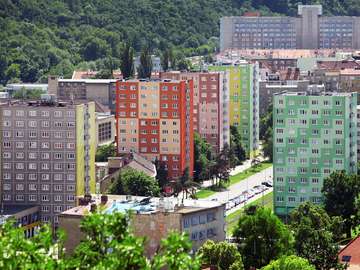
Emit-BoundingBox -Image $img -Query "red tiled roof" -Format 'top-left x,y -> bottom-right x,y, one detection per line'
338,235 -> 360,265
317,60 -> 360,70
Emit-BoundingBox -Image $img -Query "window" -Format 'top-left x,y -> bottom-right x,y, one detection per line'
41,195 -> 49,202
28,121 -> 37,128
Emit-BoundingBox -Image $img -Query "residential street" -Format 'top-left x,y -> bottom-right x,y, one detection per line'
199,166 -> 273,205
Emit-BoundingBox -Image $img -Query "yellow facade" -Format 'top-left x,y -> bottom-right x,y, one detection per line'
76,102 -> 96,197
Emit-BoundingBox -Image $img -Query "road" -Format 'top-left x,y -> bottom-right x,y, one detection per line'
199,166 -> 273,204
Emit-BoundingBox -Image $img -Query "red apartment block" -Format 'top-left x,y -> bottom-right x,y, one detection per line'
115,79 -> 194,179
160,72 -> 229,153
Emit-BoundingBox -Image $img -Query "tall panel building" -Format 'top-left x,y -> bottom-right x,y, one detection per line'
210,63 -> 260,158
160,71 -> 230,152
0,98 -> 96,226
115,80 -> 194,179
220,4 -> 360,51
273,92 -> 357,218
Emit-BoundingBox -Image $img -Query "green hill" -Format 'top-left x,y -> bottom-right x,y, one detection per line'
0,0 -> 359,84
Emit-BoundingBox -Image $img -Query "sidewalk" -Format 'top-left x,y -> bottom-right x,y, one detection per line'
201,156 -> 266,188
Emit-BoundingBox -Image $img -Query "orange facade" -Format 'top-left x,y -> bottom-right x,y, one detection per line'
115,80 -> 193,179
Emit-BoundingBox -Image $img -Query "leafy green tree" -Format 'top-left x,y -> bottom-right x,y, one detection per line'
161,48 -> 172,72
5,63 -> 20,82
0,221 -> 65,269
234,206 -> 294,269
81,37 -> 109,61
193,133 -> 214,182
290,202 -> 344,270
260,104 -> 273,161
109,168 -> 160,197
173,167 -> 200,200
322,171 -> 360,238
213,143 -> 232,186
230,125 -> 247,163
198,240 -> 244,270
138,46 -> 153,79
155,158 -> 169,189
95,143 -> 116,162
261,255 -> 316,270
120,43 -> 134,79
151,232 -> 201,270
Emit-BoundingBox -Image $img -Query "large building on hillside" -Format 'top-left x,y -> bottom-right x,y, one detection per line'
220,5 -> 360,51
209,63 -> 260,158
115,79 -> 194,179
159,71 -> 230,152
0,97 -> 96,226
273,92 -> 357,218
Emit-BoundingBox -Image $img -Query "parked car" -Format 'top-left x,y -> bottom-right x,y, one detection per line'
262,181 -> 272,187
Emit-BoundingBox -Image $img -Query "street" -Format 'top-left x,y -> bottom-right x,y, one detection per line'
199,166 -> 273,209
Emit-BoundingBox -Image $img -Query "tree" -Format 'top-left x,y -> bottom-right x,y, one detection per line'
198,240 -> 244,270
109,168 -> 160,197
0,221 -> 65,269
230,125 -> 247,164
120,43 -> 134,79
95,143 -> 116,162
322,171 -> 360,238
233,206 -> 294,269
161,48 -> 172,72
155,158 -> 169,189
290,202 -> 344,270
261,255 -> 316,270
174,167 -> 200,200
193,133 -> 214,182
5,63 -> 20,82
138,46 -> 153,79
260,104 -> 273,161
213,143 -> 232,187
81,37 -> 109,61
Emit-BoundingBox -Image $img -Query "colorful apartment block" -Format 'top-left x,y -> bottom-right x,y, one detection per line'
115,79 -> 194,179
273,92 -> 357,218
209,63 -> 260,158
160,71 -> 230,152
0,97 -> 96,226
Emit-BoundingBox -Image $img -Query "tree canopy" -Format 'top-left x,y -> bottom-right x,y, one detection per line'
261,255 -> 316,270
233,206 -> 294,269
322,171 -> 360,238
95,143 -> 116,162
198,240 -> 244,270
290,202 -> 344,270
108,168 -> 160,197
2,0 -> 360,84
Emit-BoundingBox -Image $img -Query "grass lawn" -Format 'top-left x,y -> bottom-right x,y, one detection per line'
226,191 -> 273,236
195,162 -> 272,199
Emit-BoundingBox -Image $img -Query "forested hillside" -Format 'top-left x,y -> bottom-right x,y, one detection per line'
1,0 -> 359,84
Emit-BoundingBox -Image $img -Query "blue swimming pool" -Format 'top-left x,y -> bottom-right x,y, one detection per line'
104,201 -> 156,214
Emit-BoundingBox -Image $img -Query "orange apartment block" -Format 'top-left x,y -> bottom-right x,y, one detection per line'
115,79 -> 194,179
160,71 -> 230,153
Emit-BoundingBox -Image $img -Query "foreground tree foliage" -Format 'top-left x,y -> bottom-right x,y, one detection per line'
95,143 -> 116,162
322,171 -> 360,238
109,168 -> 160,197
261,255 -> 316,270
198,240 -> 244,270
233,206 -> 294,269
0,212 -> 200,270
290,202 -> 345,270
0,221 -> 65,269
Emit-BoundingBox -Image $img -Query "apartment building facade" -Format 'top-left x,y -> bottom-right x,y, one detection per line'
0,98 -> 96,226
209,63 -> 260,158
115,80 -> 194,179
220,5 -> 360,51
160,71 -> 230,152
273,92 -> 357,218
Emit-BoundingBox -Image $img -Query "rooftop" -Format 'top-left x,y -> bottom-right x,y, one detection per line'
60,195 -> 224,217
59,79 -> 117,84
338,236 -> 360,267
0,98 -> 93,108
274,91 -> 356,97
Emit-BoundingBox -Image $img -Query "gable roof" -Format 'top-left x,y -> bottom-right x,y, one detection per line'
338,235 -> 360,266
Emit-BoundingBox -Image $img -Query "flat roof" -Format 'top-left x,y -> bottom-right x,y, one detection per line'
0,99 -> 93,108
60,194 -> 224,217
59,79 -> 117,83
274,91 -> 355,97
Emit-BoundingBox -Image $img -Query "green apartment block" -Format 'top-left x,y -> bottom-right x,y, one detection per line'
209,63 -> 259,158
273,92 -> 357,218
